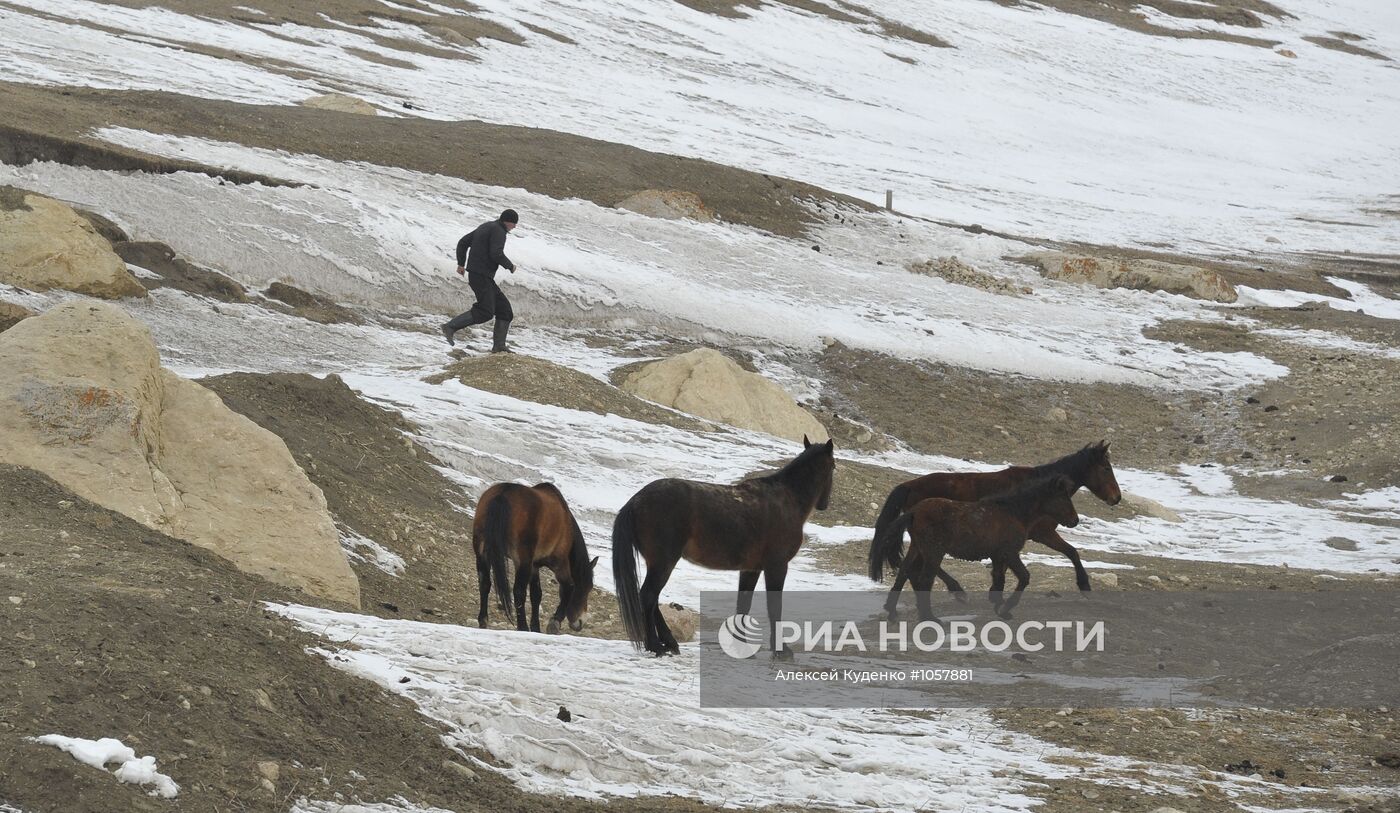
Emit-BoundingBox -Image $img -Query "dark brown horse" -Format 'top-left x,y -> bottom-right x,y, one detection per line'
869,441 -> 1120,594
613,437 -> 835,657
474,482 -> 597,634
875,474 -> 1079,621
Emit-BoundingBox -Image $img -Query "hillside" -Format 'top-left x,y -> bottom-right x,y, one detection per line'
2,1 -> 1399,812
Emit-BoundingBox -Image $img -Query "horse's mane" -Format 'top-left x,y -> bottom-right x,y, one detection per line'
760,440 -> 833,483
983,474 -> 1073,512
1030,441 -> 1108,480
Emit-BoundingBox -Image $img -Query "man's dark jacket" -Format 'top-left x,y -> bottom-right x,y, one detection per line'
456,219 -> 515,278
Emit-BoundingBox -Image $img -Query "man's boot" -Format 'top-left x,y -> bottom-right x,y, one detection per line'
439,324 -> 456,347
491,319 -> 512,353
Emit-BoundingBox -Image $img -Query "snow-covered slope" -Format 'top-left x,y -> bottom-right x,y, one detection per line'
3,0 -> 1399,254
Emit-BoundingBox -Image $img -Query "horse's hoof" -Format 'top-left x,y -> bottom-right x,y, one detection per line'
771,648 -> 795,662
546,619 -> 561,635
951,591 -> 969,604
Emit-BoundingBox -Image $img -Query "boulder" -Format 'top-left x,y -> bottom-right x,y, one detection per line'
1120,491 -> 1183,523
616,190 -> 715,222
0,301 -> 35,333
660,603 -> 699,643
0,187 -> 146,299
1032,252 -> 1237,303
300,93 -> 377,116
620,348 -> 827,443
0,301 -> 359,607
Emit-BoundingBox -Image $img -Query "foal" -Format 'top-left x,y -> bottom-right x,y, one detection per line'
869,441 -> 1119,593
874,475 -> 1079,622
473,482 -> 597,633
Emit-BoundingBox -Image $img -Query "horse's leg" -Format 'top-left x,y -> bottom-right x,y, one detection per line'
912,553 -> 943,624
548,578 -> 572,635
735,570 -> 760,616
1031,527 -> 1090,593
989,556 -> 1008,609
885,551 -> 916,619
639,555 -> 679,656
528,571 -> 543,633
476,553 -> 491,629
1000,557 -> 1031,619
512,565 -> 531,632
936,567 -> 968,602
764,562 -> 791,660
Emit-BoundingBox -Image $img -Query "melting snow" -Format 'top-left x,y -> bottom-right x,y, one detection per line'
29,735 -> 179,799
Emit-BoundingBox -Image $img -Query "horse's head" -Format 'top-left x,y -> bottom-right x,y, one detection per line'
1042,474 -> 1080,528
802,435 -> 837,512
1083,440 -> 1121,506
565,555 -> 599,631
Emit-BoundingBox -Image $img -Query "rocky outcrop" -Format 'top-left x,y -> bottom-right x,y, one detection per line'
616,190 -> 715,222
0,187 -> 146,299
0,301 -> 359,606
907,256 -> 1031,296
1032,252 -> 1238,303
0,301 -> 35,333
300,93 -> 377,115
263,281 -> 363,325
620,348 -> 827,443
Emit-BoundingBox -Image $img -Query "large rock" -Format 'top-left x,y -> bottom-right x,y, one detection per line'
300,93 -> 377,116
616,190 -> 715,222
620,348 -> 827,443
1033,252 -> 1237,303
0,187 -> 146,299
0,301 -> 35,333
0,302 -> 359,607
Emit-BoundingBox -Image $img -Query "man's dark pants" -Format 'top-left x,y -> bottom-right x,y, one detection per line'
446,272 -> 513,331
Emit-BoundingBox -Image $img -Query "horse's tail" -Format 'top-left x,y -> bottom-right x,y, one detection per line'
869,483 -> 911,581
483,492 -> 515,617
611,499 -> 647,650
870,510 -> 915,582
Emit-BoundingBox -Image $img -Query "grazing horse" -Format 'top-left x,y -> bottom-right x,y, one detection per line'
473,482 -> 597,634
874,474 -> 1080,621
869,441 -> 1120,593
613,437 -> 836,657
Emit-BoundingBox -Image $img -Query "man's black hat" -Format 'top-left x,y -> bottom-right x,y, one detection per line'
500,209 -> 519,224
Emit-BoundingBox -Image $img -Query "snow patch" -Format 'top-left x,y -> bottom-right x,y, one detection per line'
339,526 -> 408,576
273,604 -> 1180,811
29,735 -> 179,799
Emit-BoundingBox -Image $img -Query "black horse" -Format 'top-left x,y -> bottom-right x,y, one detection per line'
613,437 -> 835,657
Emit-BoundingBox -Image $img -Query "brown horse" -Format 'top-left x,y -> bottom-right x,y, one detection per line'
613,437 -> 835,657
473,482 -> 597,634
869,441 -> 1120,594
875,474 -> 1080,622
